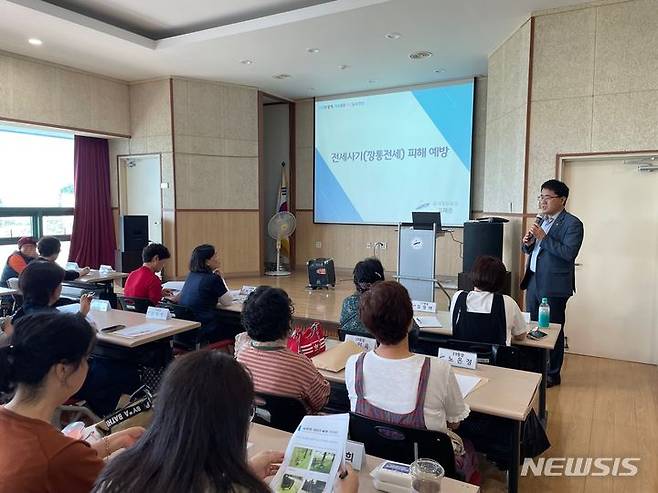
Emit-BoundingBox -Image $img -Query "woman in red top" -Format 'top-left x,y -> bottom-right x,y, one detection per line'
0,312 -> 144,493
123,243 -> 174,305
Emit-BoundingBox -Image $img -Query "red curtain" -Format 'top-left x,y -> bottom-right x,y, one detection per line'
69,136 -> 117,268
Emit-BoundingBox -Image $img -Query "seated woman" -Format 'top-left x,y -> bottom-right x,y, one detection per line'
451,255 -> 527,346
345,281 -> 469,433
0,236 -> 38,287
339,257 -> 384,335
93,351 -> 358,493
12,261 -> 140,416
37,236 -> 91,280
0,312 -> 143,493
123,243 -> 174,306
236,286 -> 330,413
177,244 -> 233,344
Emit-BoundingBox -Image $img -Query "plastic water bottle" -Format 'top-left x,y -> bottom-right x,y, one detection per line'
538,298 -> 550,329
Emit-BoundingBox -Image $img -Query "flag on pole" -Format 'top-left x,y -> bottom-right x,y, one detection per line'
276,162 -> 290,260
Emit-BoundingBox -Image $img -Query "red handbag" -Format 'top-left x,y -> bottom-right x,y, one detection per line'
287,321 -> 326,358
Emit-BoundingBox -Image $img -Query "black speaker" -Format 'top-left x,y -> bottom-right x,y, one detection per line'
307,258 -> 336,288
462,221 -> 503,273
121,215 -> 149,252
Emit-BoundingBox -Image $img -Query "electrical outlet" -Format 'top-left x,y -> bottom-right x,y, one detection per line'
380,242 -> 387,250
315,241 -> 322,249
366,242 -> 373,248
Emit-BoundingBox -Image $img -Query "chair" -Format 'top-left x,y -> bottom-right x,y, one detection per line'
52,398 -> 101,429
117,296 -> 153,314
252,393 -> 307,433
348,412 -> 456,478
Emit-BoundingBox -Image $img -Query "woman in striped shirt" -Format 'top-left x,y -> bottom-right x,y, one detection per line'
236,286 -> 330,413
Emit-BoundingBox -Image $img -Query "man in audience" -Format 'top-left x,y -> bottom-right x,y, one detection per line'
37,236 -> 90,281
123,243 -> 173,306
521,179 -> 584,387
0,237 -> 38,287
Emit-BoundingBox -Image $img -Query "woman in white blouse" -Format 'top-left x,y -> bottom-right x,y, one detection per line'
450,255 -> 527,346
345,281 -> 469,434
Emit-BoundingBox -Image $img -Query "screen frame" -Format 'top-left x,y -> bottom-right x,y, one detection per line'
312,78 -> 475,228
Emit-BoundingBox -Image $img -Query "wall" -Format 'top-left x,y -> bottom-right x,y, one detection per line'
0,51 -> 129,136
108,78 -> 176,275
171,78 -> 260,277
263,104 -> 290,264
294,77 -> 489,282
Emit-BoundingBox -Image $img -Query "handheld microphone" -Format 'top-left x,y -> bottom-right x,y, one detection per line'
530,214 -> 545,238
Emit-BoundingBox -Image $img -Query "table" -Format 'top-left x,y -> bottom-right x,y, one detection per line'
63,270 -> 129,308
249,422 -> 480,493
314,348 -> 539,493
0,287 -> 18,296
88,308 -> 200,348
418,311 -> 559,423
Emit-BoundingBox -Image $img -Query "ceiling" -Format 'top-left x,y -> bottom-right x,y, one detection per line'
0,0 -> 589,99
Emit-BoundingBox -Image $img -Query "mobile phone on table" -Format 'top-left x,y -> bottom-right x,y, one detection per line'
527,329 -> 548,340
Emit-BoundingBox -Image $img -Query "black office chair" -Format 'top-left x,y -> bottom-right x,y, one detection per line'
348,413 -> 456,478
117,296 -> 154,314
252,393 -> 307,433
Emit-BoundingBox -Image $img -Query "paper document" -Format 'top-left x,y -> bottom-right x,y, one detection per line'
112,323 -> 167,338
56,303 -> 81,314
455,374 -> 482,398
270,414 -> 349,493
413,315 -> 442,328
162,281 -> 185,292
312,341 -> 363,372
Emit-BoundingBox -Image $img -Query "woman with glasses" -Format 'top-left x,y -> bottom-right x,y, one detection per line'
236,286 -> 330,413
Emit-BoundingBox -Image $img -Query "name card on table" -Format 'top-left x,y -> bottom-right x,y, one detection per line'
240,285 -> 257,296
90,299 -> 110,312
146,306 -> 171,320
345,440 -> 365,471
66,262 -> 80,270
412,300 -> 436,313
438,347 -> 477,370
99,264 -> 114,274
345,334 -> 377,352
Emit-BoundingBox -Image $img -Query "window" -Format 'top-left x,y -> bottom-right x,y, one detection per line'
0,125 -> 75,267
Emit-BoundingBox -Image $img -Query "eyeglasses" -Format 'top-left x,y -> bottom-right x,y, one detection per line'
537,195 -> 560,203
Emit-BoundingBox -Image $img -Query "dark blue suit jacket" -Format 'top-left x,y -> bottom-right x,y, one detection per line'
520,209 -> 584,298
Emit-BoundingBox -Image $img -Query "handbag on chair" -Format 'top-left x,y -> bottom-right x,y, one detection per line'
287,321 -> 326,358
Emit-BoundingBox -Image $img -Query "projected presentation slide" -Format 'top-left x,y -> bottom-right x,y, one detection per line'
314,80 -> 474,226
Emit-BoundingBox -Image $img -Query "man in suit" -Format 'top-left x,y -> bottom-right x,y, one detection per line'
521,179 -> 584,387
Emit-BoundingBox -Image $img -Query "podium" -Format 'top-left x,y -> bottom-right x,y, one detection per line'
396,222 -> 438,303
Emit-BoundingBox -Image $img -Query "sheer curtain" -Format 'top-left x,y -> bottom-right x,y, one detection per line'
69,136 -> 116,268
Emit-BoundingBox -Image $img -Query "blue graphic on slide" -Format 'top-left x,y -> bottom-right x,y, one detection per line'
314,80 -> 474,226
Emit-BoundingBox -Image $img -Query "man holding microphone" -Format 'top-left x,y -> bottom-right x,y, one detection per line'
521,179 -> 584,387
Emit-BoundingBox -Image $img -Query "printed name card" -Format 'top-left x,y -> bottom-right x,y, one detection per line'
438,347 -> 477,370
90,299 -> 110,312
412,300 -> 436,313
345,334 -> 377,352
99,264 -> 114,273
146,307 -> 171,320
345,440 -> 365,471
66,262 -> 80,270
240,285 -> 257,295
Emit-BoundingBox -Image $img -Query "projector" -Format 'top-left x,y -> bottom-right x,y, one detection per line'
307,258 -> 336,289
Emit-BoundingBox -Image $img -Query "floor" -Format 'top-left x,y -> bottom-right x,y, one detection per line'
480,353 -> 658,492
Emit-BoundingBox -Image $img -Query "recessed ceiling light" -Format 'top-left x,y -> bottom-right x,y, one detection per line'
240,59 -> 254,65
434,68 -> 446,73
338,64 -> 350,70
307,48 -> 320,54
272,74 -> 292,80
409,50 -> 433,60
385,32 -> 401,40
28,38 -> 42,46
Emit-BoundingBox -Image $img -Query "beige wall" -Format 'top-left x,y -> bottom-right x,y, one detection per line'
171,78 -> 260,277
528,0 -> 658,199
483,21 -> 530,214
0,51 -> 129,136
